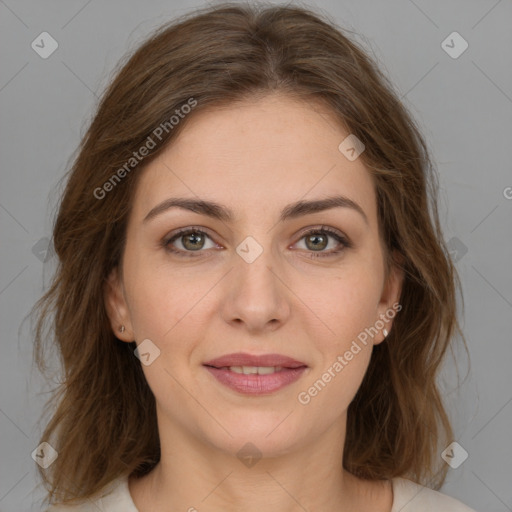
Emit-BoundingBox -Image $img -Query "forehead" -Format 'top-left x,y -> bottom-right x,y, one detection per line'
131,94 -> 377,225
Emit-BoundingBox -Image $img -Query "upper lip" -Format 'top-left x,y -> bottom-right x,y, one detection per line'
203,352 -> 307,369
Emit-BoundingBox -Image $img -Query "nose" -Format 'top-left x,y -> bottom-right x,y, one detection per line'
220,244 -> 291,334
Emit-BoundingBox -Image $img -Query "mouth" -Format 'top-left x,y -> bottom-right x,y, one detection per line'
204,365 -> 299,374
202,353 -> 308,395
203,352 -> 307,369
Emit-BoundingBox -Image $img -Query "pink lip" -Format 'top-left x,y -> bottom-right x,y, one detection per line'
203,352 -> 307,369
202,352 -> 308,395
204,366 -> 308,395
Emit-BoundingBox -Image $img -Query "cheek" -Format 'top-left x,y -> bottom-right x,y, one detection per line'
123,250 -> 210,340
296,310 -> 374,427
297,279 -> 377,419
307,265 -> 383,345
310,260 -> 384,410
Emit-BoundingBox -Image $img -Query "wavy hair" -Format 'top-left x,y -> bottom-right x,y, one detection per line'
31,2 -> 467,506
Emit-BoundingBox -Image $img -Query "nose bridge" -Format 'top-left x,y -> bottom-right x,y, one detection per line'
234,232 -> 281,295
222,231 -> 290,330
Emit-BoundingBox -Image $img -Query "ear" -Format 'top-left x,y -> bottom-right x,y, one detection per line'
374,250 -> 404,345
104,266 -> 134,343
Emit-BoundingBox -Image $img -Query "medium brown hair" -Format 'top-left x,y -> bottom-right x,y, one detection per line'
32,2 -> 467,506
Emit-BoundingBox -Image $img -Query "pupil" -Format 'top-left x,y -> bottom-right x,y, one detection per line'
185,232 -> 203,250
307,234 -> 326,251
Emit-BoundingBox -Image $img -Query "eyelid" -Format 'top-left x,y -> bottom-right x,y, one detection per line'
294,224 -> 349,244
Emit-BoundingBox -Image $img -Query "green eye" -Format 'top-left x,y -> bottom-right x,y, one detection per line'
162,225 -> 351,258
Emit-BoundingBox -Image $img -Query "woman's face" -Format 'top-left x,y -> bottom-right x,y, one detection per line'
106,93 -> 402,458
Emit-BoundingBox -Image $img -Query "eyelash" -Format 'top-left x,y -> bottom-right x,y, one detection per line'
162,225 -> 352,259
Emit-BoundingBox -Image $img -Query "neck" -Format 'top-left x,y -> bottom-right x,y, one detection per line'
128,410 -> 392,512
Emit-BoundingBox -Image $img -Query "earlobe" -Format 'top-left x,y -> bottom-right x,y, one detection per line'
104,266 -> 134,342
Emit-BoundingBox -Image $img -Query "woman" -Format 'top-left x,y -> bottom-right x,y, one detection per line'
33,2 -> 477,511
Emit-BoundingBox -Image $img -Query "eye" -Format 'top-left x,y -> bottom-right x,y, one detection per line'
162,225 -> 351,259
294,225 -> 351,258
163,227 -> 218,257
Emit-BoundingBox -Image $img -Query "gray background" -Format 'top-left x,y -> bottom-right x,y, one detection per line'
1,1 -> 511,511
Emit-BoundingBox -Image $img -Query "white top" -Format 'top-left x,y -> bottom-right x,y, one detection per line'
46,473 -> 478,511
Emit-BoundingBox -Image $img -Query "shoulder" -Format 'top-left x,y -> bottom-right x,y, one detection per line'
45,473 -> 138,512
391,477 -> 478,512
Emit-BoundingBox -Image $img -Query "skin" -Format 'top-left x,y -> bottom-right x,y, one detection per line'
105,92 -> 403,512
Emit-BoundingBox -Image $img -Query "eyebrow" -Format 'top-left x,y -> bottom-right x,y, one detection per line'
143,195 -> 368,225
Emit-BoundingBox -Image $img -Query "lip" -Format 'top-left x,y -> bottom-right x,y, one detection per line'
203,352 -> 307,369
202,352 -> 308,396
204,366 -> 308,395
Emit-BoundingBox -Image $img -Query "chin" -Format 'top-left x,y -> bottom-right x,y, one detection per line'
204,411 -> 306,457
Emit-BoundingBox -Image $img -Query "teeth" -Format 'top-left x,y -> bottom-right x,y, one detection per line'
228,366 -> 283,375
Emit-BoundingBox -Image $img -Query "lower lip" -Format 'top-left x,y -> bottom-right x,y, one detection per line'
204,366 -> 307,395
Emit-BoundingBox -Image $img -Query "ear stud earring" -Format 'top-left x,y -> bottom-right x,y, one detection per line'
119,325 -> 125,333
383,328 -> 389,338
